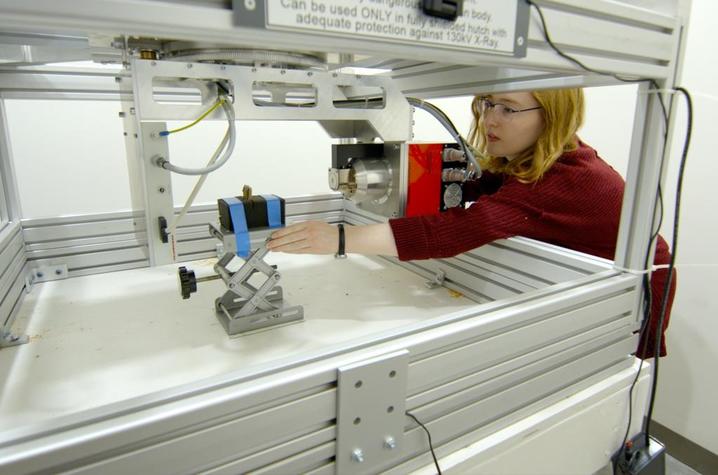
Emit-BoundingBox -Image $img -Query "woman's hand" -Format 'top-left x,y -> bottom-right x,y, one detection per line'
267,221 -> 339,255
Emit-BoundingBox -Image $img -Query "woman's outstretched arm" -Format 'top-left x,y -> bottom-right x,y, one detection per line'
267,221 -> 398,257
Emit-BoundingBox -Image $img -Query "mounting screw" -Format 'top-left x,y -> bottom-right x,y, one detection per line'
517,36 -> 525,46
158,187 -> 166,193
55,269 -> 62,275
351,449 -> 364,463
384,436 -> 397,450
36,272 -> 44,278
244,0 -> 256,10
187,63 -> 193,69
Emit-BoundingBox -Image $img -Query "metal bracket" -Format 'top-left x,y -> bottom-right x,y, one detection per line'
336,350 -> 408,475
425,269 -> 446,289
213,241 -> 304,335
0,330 -> 28,348
26,264 -> 69,286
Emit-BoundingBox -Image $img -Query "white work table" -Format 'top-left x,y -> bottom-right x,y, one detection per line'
0,253 -> 476,429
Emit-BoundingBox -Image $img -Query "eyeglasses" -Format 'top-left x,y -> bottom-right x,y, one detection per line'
478,98 -> 542,122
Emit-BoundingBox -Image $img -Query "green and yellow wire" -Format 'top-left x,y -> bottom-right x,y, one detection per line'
159,98 -> 226,137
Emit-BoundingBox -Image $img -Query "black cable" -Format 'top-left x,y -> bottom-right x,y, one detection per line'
524,0 -> 692,465
524,0 -> 669,127
406,411 -> 442,475
643,87 -> 692,445
652,185 -> 664,241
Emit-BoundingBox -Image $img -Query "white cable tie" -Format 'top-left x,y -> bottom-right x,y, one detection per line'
612,264 -> 671,275
638,89 -> 678,95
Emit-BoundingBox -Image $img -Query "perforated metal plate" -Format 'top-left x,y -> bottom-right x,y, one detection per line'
336,350 -> 408,475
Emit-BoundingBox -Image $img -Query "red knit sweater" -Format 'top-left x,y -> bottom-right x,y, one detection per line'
389,141 -> 675,358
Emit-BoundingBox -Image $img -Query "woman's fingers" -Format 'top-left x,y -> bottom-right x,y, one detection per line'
268,221 -> 337,254
267,228 -> 307,251
269,223 -> 306,240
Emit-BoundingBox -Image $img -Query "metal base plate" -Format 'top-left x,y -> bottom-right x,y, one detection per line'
215,300 -> 304,335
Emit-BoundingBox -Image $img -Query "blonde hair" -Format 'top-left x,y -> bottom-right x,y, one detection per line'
468,88 -> 585,183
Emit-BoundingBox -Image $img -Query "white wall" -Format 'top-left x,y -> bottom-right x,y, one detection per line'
4,101 -> 333,219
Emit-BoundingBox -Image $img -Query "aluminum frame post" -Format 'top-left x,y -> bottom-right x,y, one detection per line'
0,98 -> 21,224
121,64 -> 175,266
614,82 -> 671,323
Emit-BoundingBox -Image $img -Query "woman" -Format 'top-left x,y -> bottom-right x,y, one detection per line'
267,88 -> 675,358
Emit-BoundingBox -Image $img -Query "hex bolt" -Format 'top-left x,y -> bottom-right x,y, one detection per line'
384,437 -> 397,450
351,449 -> 364,463
55,269 -> 62,275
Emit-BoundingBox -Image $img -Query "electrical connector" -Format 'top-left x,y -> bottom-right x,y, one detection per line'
613,433 -> 666,475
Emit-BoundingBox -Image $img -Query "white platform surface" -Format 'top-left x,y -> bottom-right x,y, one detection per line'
0,253 -> 475,429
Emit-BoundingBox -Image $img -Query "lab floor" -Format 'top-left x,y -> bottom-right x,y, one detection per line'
0,253 -> 476,430
667,454 -> 705,475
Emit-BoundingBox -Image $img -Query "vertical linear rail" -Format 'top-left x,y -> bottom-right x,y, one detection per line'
614,81 -> 669,324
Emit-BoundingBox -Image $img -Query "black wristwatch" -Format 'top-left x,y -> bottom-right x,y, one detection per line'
335,223 -> 347,259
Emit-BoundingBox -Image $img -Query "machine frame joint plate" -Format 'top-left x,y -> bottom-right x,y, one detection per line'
336,350 -> 408,474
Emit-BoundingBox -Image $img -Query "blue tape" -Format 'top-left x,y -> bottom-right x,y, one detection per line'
262,195 -> 282,229
225,197 -> 250,258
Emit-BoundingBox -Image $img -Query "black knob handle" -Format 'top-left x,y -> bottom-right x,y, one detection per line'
178,266 -> 197,299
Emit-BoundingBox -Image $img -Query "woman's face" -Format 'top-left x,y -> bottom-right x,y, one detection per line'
481,92 -> 544,160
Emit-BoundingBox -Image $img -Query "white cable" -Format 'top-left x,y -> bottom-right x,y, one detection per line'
168,128 -> 231,238
157,100 -> 236,176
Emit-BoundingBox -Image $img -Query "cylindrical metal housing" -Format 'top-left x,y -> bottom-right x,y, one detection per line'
351,159 -> 392,204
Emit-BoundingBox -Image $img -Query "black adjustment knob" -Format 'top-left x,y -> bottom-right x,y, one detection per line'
178,266 -> 197,299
